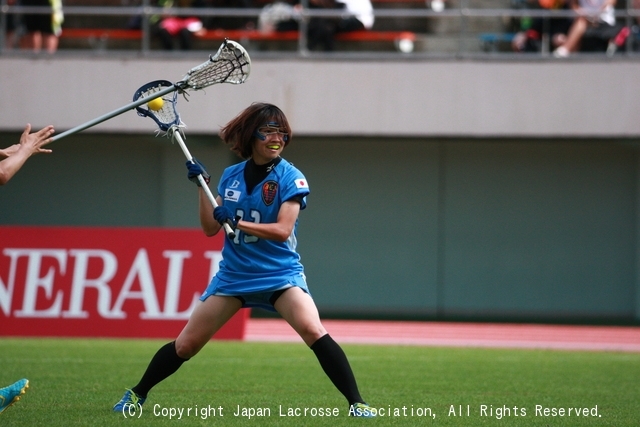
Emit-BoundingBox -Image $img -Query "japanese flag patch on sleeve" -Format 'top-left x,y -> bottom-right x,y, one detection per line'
295,178 -> 309,189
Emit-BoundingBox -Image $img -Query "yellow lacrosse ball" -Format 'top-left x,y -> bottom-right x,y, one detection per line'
147,97 -> 164,111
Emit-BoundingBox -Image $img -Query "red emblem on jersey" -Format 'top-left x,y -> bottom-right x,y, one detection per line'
262,181 -> 278,206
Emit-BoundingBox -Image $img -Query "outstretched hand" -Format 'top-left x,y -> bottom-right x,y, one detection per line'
20,123 -> 55,155
0,123 -> 55,185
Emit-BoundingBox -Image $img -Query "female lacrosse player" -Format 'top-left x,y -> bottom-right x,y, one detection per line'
113,102 -> 375,417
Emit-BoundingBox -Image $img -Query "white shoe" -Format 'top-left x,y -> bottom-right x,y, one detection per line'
553,46 -> 569,58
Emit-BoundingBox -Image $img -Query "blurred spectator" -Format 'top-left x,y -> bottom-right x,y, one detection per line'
631,0 -> 640,51
271,0 -> 374,51
153,0 -> 206,50
5,0 -> 23,50
512,0 -> 572,52
552,0 -> 617,56
207,0 -> 257,31
259,1 -> 297,32
20,0 -> 63,53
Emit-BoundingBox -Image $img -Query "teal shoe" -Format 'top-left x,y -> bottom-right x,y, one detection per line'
0,379 -> 29,414
113,389 -> 146,413
349,402 -> 377,417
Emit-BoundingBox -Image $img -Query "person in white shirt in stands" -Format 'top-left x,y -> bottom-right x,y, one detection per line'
309,0 -> 374,51
273,0 -> 374,51
338,0 -> 375,31
553,0 -> 616,57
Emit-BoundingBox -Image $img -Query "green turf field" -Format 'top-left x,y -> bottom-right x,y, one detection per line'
1,338 -> 638,426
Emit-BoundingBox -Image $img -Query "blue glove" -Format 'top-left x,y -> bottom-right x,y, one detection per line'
213,205 -> 239,229
186,158 -> 210,187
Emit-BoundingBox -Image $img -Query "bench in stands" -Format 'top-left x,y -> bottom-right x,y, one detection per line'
479,32 -> 515,52
59,28 -> 416,50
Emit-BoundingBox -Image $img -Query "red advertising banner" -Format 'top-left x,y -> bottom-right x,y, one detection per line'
0,226 -> 249,339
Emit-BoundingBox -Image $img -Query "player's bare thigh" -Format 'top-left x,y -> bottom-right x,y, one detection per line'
175,295 -> 242,358
274,287 -> 327,346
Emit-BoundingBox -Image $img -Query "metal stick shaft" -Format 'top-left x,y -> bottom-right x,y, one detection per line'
51,85 -> 178,142
171,129 -> 236,239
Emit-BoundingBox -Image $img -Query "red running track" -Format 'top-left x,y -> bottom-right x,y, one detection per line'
245,319 -> 640,352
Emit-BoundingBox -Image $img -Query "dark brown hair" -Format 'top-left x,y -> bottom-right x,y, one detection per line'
219,102 -> 292,159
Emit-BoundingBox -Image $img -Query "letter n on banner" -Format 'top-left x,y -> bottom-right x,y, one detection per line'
0,226 -> 249,339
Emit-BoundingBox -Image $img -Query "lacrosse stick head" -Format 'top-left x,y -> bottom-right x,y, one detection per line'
178,39 -> 251,91
133,80 -> 182,132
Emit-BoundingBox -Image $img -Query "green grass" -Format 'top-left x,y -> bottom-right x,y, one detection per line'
1,338 -> 639,426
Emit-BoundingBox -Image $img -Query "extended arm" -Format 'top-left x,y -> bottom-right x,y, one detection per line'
0,124 -> 54,185
236,200 -> 301,242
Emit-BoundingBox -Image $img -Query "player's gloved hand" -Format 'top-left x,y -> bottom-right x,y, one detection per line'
213,206 -> 239,229
186,158 -> 210,187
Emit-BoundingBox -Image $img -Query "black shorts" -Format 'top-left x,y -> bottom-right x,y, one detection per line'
233,288 -> 289,308
22,0 -> 54,34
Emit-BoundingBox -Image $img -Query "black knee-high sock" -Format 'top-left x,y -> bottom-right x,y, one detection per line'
131,341 -> 189,398
310,334 -> 364,406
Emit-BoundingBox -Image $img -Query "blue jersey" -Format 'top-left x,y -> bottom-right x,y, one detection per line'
208,158 -> 310,297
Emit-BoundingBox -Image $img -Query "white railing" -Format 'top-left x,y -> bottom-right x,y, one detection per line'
1,1 -> 639,58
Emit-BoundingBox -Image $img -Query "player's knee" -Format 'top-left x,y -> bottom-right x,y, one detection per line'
299,324 -> 327,346
174,338 -> 202,359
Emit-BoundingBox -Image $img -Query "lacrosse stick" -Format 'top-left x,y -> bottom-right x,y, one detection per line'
133,79 -> 236,239
51,39 -> 251,143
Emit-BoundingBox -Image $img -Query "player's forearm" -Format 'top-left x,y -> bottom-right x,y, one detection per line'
0,144 -> 22,159
237,200 -> 300,241
0,150 -> 30,185
236,221 -> 293,242
198,189 -> 221,236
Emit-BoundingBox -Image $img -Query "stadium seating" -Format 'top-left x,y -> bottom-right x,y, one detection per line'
59,28 -> 417,51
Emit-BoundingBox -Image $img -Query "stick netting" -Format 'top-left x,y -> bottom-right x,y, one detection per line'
134,80 -> 182,133
181,40 -> 251,90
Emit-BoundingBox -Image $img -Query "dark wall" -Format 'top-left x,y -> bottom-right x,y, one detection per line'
1,131 -> 638,323
0,133 -> 234,226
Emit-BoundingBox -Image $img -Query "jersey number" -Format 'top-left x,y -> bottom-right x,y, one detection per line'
233,209 -> 260,244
